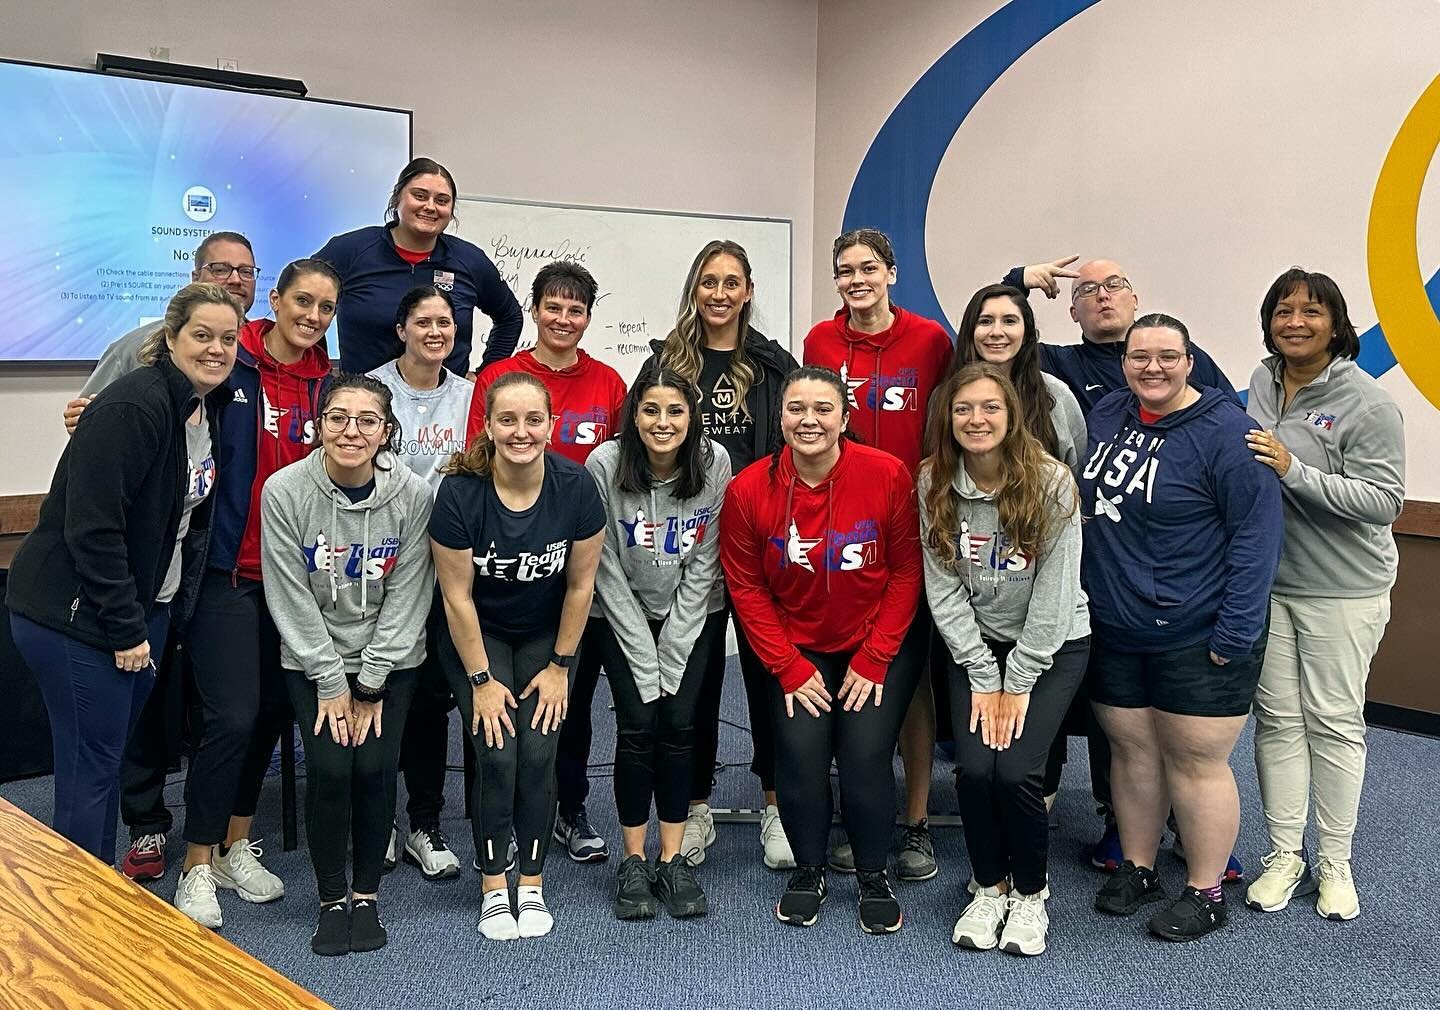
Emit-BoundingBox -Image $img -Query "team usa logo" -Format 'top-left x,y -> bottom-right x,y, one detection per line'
188,454 -> 216,500
261,389 -> 319,445
770,518 -> 879,573
620,504 -> 717,563
433,270 -> 455,292
473,539 -> 569,582
555,407 -> 610,445
1082,428 -> 1166,524
1304,410 -> 1337,431
957,519 -> 1032,573
838,362 -> 920,412
302,533 -> 401,580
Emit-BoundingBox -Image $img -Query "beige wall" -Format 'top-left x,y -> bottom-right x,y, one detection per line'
1,0 -> 818,494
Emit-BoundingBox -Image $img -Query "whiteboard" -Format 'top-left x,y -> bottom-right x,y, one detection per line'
454,196 -> 791,383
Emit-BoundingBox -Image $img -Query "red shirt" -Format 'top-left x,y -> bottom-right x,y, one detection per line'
393,244 -> 430,265
719,440 -> 921,691
467,349 -> 627,465
802,304 -> 953,477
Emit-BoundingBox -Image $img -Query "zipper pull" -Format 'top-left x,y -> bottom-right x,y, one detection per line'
69,596 -> 80,623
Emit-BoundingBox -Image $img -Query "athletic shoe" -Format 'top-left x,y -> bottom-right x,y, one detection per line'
1148,886 -> 1227,942
121,833 -> 167,882
896,820 -> 938,882
311,899 -> 349,956
827,840 -> 856,874
174,864 -> 223,929
516,884 -> 554,937
951,882 -> 1008,950
776,865 -> 827,927
1245,849 -> 1316,912
404,826 -> 461,880
1000,888 -> 1050,956
553,806 -> 609,863
383,823 -> 397,873
1095,860 -> 1166,916
1171,834 -> 1245,883
210,838 -> 285,903
655,854 -> 708,918
478,887 -> 519,940
471,835 -> 518,875
348,898 -> 387,952
1089,818 -> 1122,872
680,802 -> 716,865
760,805 -> 796,870
613,854 -> 659,920
856,868 -> 903,934
1314,857 -> 1360,921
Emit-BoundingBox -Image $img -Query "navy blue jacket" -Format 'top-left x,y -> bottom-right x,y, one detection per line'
1000,266 -> 1239,414
316,224 -> 523,375
1077,386 -> 1282,658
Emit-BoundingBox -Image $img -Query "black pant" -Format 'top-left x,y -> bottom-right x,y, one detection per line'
119,630 -> 185,837
181,571 -> 292,846
692,596 -> 776,800
952,637 -> 1089,895
597,611 -> 726,827
769,616 -> 927,873
398,597 -> 454,831
286,668 -> 417,902
554,619 -> 606,818
445,629 -> 564,876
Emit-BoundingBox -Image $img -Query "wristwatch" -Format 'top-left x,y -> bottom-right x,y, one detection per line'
549,652 -> 575,669
468,668 -> 491,686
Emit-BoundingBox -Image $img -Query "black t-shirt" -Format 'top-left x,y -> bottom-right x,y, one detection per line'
698,346 -> 757,472
429,452 -> 605,639
336,477 -> 376,504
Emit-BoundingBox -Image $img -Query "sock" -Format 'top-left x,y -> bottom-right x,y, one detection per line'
516,885 -> 554,938
1197,882 -> 1224,903
217,843 -> 231,858
478,887 -> 519,941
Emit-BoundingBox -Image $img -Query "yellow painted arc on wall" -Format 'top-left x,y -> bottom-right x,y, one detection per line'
1368,73 -> 1440,412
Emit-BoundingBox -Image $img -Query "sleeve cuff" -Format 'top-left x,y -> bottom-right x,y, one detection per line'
778,654 -> 815,693
315,672 -> 350,700
849,649 -> 888,685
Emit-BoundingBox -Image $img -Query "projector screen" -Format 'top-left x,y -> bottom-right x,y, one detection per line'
0,59 -> 412,365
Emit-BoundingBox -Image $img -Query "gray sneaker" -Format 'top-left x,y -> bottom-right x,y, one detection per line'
827,840 -> 855,874
896,820 -> 938,882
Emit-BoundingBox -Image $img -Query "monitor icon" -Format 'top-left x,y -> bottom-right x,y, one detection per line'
182,185 -> 217,222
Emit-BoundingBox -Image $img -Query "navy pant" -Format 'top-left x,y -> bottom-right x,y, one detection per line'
12,607 -> 170,863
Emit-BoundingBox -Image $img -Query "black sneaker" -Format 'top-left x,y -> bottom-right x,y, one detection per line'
1148,886 -> 1228,941
348,898 -> 387,952
554,805 -> 609,863
655,854 -> 708,918
776,865 -> 827,927
857,868 -> 903,934
613,854 -> 658,921
896,820 -> 938,882
1095,860 -> 1167,916
310,900 -> 349,957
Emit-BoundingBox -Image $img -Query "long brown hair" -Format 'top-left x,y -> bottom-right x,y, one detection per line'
442,372 -> 551,478
920,362 -> 1077,563
950,284 -> 1060,457
659,240 -> 757,421
138,282 -> 245,365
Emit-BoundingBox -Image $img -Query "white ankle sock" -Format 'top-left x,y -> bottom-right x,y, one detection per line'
516,884 -> 553,938
478,887 -> 519,940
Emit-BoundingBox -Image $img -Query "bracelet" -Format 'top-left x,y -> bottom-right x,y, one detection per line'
350,682 -> 389,703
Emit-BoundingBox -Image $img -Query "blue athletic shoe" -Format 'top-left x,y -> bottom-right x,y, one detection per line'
1170,835 -> 1245,884
1090,819 -> 1123,872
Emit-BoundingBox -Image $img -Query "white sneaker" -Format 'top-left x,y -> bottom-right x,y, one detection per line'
174,864 -> 223,929
516,884 -> 554,937
760,804 -> 796,870
999,887 -> 1050,956
680,803 -> 716,865
1245,849 -> 1315,912
1315,857 -> 1359,921
404,826 -> 461,880
383,823 -> 398,872
478,887 -> 519,940
952,882 -> 1008,950
210,838 -> 285,903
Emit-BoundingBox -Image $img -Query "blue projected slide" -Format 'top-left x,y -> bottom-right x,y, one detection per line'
0,60 -> 411,363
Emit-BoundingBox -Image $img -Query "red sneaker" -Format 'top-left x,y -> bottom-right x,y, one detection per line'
121,833 -> 167,882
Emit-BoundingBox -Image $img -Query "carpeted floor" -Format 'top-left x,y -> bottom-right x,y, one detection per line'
3,661 -> 1438,1009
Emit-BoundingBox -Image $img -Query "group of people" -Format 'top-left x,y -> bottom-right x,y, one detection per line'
8,156 -> 1404,959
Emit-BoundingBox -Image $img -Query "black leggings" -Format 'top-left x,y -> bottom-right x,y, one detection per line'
554,619 -> 606,818
597,611 -> 727,827
286,668 -> 417,902
692,595 -> 776,799
182,571 -> 292,846
951,637 -> 1089,895
768,616 -> 927,872
398,597 -> 454,831
445,629 -> 564,876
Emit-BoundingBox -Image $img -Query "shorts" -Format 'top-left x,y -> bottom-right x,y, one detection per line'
1088,635 -> 1267,718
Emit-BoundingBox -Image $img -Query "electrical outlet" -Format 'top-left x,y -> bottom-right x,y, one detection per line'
148,46 -> 170,61
217,57 -> 240,72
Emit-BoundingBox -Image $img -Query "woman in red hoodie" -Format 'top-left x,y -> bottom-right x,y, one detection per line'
170,259 -> 338,930
802,228 -> 952,880
720,365 -> 923,935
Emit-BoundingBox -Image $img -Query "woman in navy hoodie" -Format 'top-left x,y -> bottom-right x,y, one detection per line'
1081,313 -> 1282,943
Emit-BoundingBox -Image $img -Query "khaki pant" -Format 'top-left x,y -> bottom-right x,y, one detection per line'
1252,592 -> 1391,861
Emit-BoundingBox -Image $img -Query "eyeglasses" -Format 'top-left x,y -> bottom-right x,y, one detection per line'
201,262 -> 261,281
1124,350 -> 1188,369
1072,275 -> 1132,301
321,410 -> 385,435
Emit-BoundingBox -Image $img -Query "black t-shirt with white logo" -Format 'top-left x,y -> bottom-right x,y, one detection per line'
698,346 -> 757,472
429,452 -> 605,639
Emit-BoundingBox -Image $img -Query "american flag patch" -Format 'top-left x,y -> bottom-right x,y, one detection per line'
433,270 -> 455,291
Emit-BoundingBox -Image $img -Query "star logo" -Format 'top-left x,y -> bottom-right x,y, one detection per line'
262,389 -> 289,437
839,362 -> 866,409
783,520 -> 823,573
473,541 -> 518,579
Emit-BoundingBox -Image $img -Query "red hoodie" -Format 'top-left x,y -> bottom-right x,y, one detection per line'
719,440 -> 921,692
802,305 -> 953,476
234,319 -> 331,580
467,349 -> 627,465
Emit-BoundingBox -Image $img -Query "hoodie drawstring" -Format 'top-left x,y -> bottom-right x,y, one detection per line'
782,466 -> 834,593
328,490 -> 339,606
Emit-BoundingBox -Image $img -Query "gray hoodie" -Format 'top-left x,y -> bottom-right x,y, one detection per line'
1246,356 -> 1405,597
1043,371 -> 1088,470
585,438 -> 730,703
368,359 -> 473,496
917,457 -> 1088,694
261,449 -> 435,700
